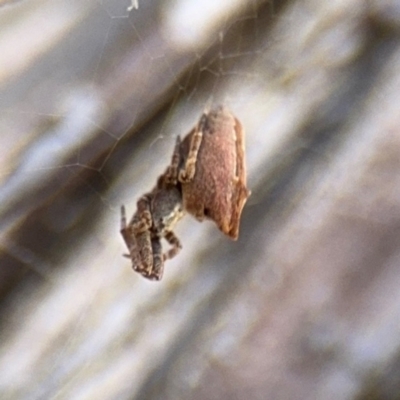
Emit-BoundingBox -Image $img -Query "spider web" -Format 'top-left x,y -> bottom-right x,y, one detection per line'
0,0 -> 358,398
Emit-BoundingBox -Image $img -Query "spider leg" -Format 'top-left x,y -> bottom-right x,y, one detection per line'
128,194 -> 152,233
179,116 -> 205,183
147,238 -> 164,280
134,230 -> 153,276
163,230 -> 182,261
120,205 -> 130,244
227,117 -> 251,239
120,205 -> 141,267
164,135 -> 182,185
122,196 -> 154,276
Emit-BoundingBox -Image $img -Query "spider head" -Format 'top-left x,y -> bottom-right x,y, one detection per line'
152,186 -> 184,233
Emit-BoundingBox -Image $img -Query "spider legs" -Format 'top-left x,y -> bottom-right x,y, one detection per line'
145,231 -> 182,281
135,231 -> 182,281
120,205 -> 141,267
164,120 -> 204,185
179,121 -> 204,182
149,238 -> 164,280
120,195 -> 155,278
164,230 -> 182,261
130,195 -> 152,232
164,135 -> 182,185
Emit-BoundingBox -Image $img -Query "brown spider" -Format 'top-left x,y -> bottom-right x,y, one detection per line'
121,105 -> 250,281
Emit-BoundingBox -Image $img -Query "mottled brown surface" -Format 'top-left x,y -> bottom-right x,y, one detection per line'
1,1 -> 400,399
180,106 -> 250,239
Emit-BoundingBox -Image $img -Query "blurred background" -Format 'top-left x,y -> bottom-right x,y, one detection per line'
1,0 -> 400,399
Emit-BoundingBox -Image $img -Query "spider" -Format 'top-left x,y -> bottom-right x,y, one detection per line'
120,106 -> 250,281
